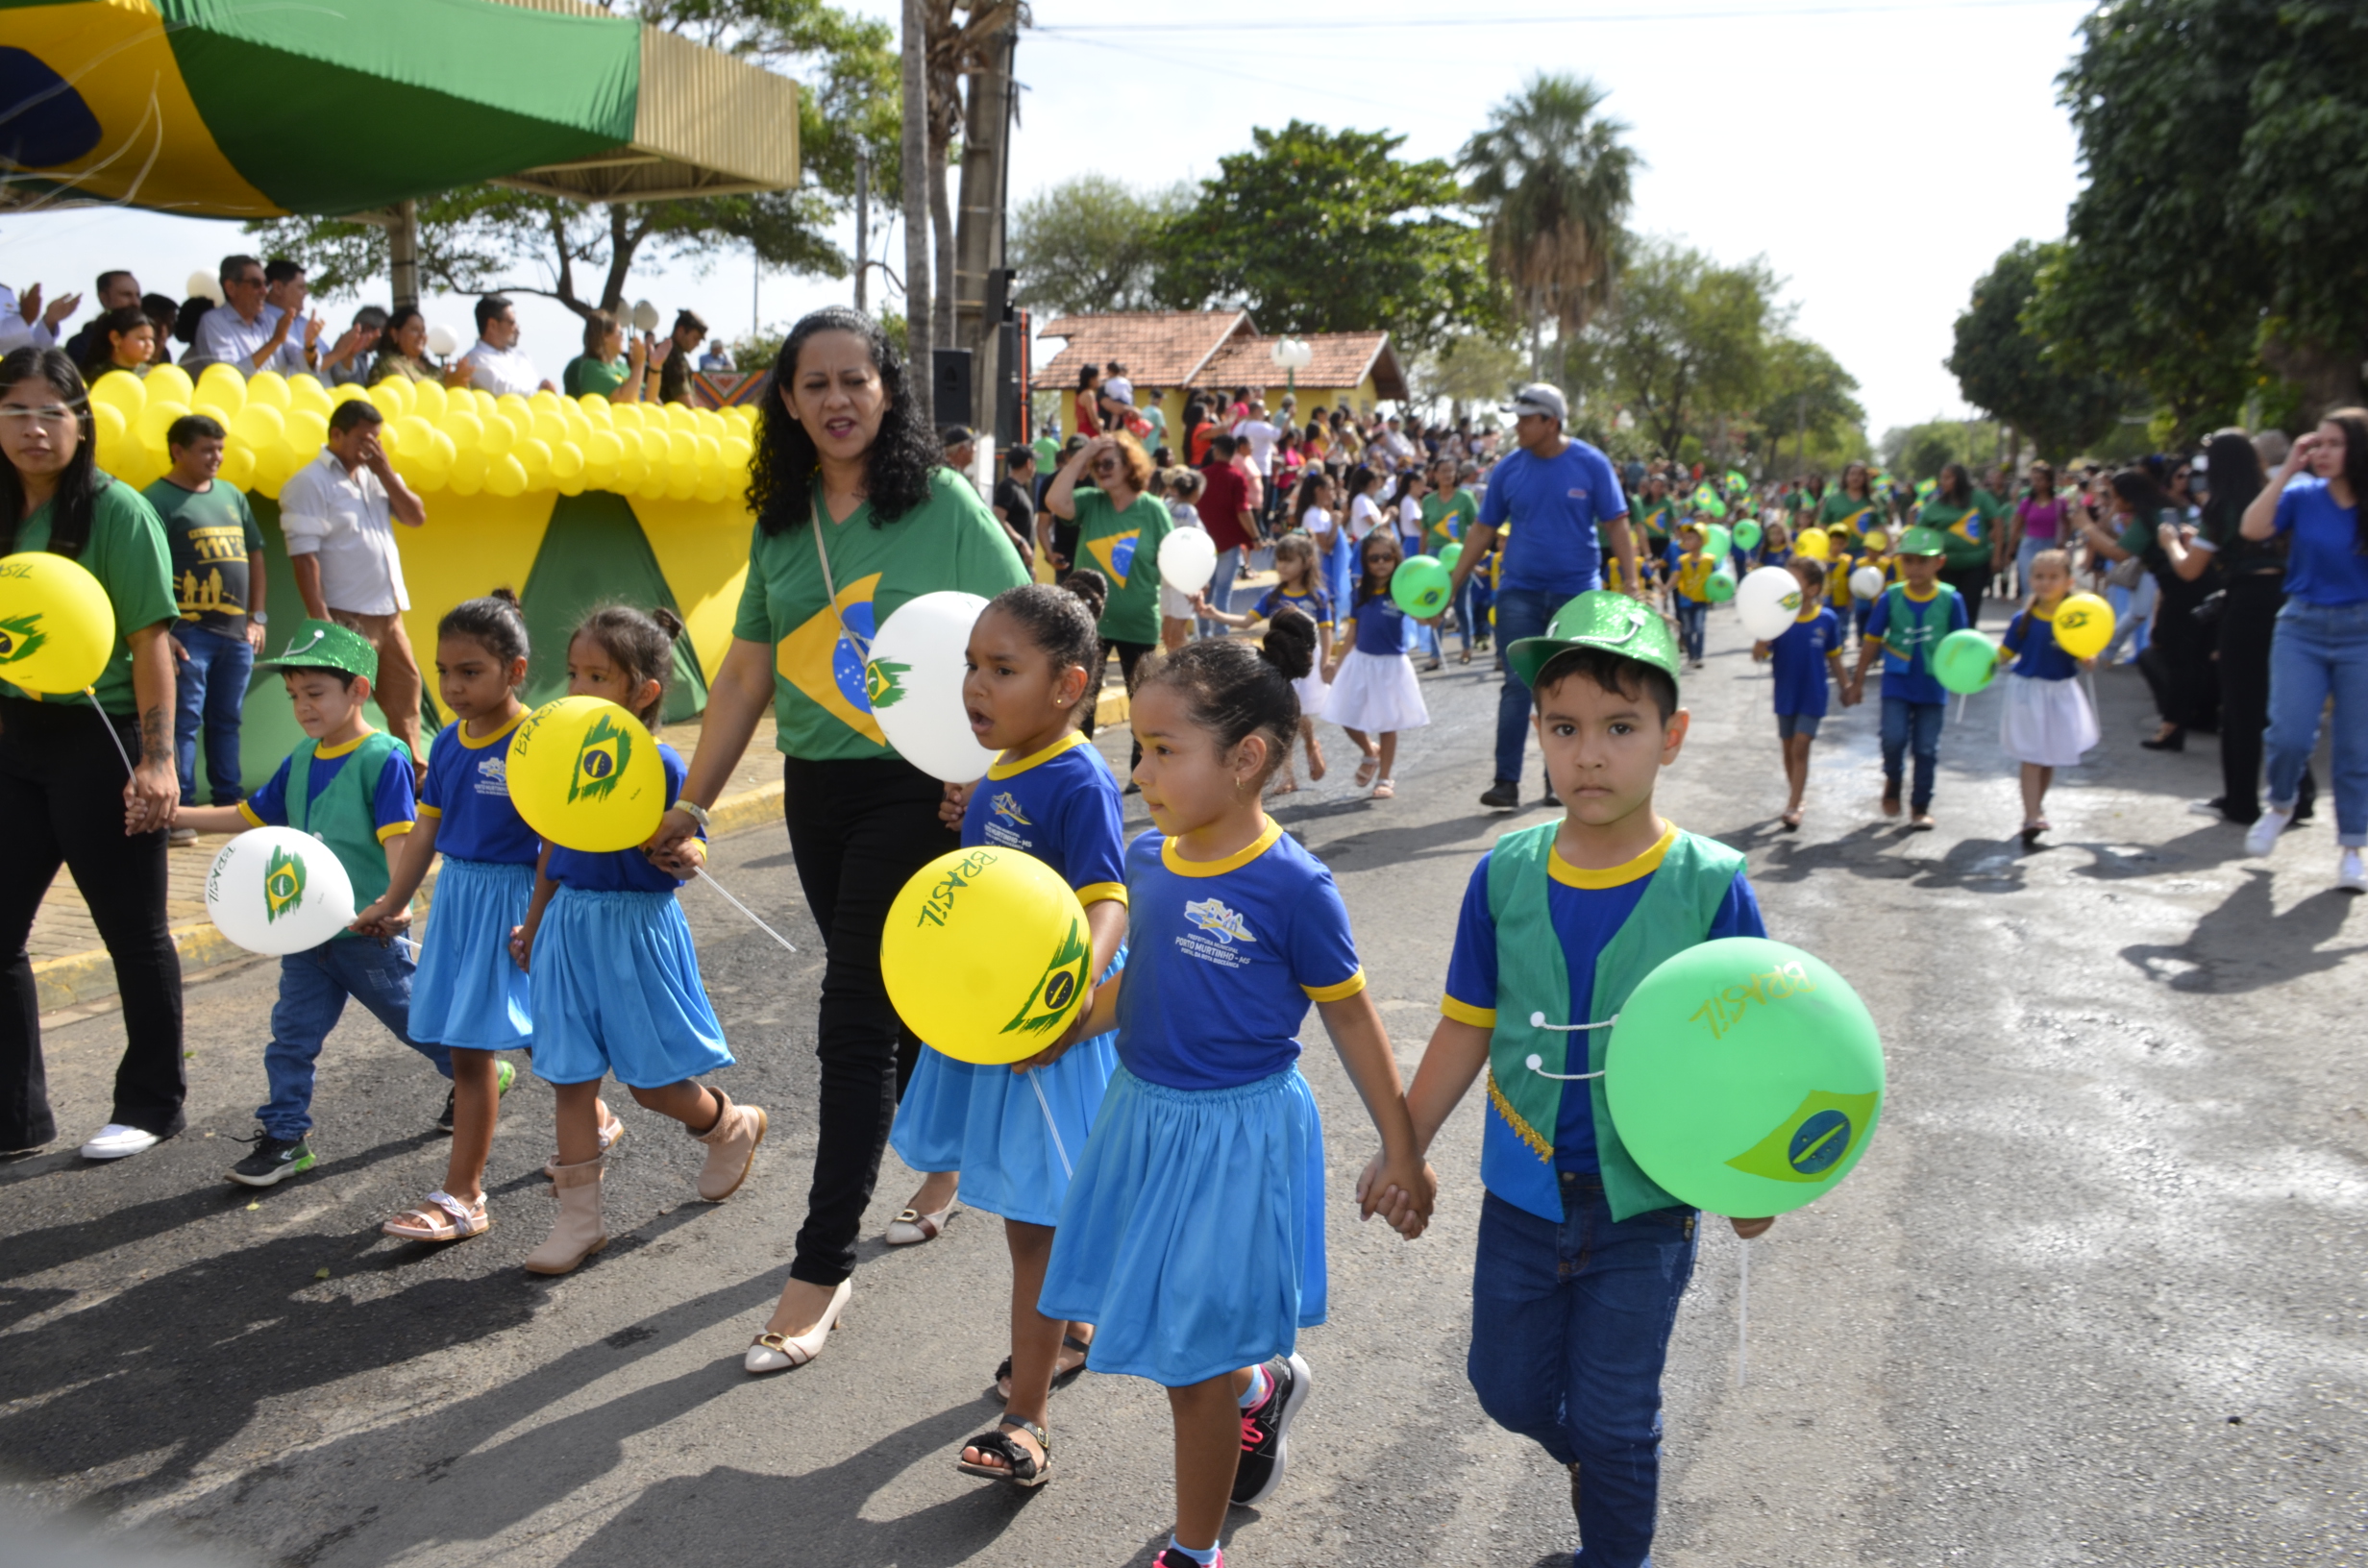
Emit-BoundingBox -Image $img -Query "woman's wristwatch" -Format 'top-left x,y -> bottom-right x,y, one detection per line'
670,798 -> 712,834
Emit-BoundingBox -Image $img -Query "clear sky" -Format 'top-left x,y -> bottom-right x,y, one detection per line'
5,0 -> 2092,440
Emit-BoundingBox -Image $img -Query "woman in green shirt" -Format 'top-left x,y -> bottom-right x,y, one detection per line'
1044,431 -> 1171,775
0,347 -> 184,1161
648,308 -> 1026,1367
1918,461 -> 2004,625
560,310 -> 658,404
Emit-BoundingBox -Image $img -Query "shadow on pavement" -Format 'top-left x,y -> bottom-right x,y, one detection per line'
2121,870 -> 2368,993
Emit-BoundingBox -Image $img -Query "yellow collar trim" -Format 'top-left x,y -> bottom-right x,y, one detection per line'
988,728 -> 1089,780
1162,816 -> 1283,878
1550,820 -> 1677,890
1903,583 -> 1939,602
2028,600 -> 2060,623
1795,605 -> 1824,623
313,725 -> 378,760
455,712 -> 526,749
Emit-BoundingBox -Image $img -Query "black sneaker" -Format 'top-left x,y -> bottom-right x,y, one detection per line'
434,1059 -> 518,1133
1230,1352 -> 1311,1507
1479,778 -> 1520,809
434,1088 -> 456,1134
229,1129 -> 315,1188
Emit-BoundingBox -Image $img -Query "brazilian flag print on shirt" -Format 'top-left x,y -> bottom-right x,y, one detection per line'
733,470 -> 1029,763
1071,486 -> 1173,646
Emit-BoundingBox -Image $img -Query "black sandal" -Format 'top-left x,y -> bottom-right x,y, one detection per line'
992,1332 -> 1093,1400
955,1416 -> 1051,1488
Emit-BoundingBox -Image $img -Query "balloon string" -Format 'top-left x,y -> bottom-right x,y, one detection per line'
1027,1069 -> 1073,1180
1737,1236 -> 1750,1388
690,866 -> 798,954
87,689 -> 136,778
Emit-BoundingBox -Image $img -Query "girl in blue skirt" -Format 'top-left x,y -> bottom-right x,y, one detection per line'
511,605 -> 768,1277
886,582 -> 1130,1485
355,589 -> 548,1243
1039,624 -> 1435,1568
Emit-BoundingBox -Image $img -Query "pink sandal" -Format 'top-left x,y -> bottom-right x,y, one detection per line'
382,1189 -> 489,1242
1371,778 -> 1395,799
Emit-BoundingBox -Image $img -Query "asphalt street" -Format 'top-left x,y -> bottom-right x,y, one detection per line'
3,602 -> 2363,1568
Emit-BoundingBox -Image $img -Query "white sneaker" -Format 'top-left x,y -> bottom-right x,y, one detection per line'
79,1123 -> 161,1160
2244,807 -> 2292,857
2340,848 -> 2367,894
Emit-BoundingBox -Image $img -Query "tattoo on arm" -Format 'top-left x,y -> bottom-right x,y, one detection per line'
139,705 -> 170,768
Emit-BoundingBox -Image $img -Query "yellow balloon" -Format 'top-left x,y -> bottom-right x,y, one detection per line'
486,454 -> 530,499
472,388 -> 499,420
367,382 -> 407,421
694,466 -> 728,503
1796,529 -> 1831,561
721,434 -> 752,473
609,402 -> 647,430
136,399 -> 191,450
230,403 -> 286,451
582,428 -> 624,488
328,381 -> 370,406
2052,593 -> 2116,661
576,392 -> 611,419
515,436 -> 553,482
506,697 -> 667,852
284,407 -> 329,454
89,371 -> 145,420
527,389 -> 562,414
409,379 -> 448,422
246,371 -> 293,411
287,375 -> 333,417
0,551 -> 117,695
439,410 -> 484,453
143,363 -> 194,407
550,439 -> 585,480
217,443 -> 257,490
529,409 -> 566,450
480,413 -> 518,457
391,414 -> 434,460
449,447 -> 489,495
91,402 -> 130,466
196,361 -> 248,408
881,846 -> 1092,1065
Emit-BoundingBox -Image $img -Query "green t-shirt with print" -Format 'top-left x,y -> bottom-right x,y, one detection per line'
2,478 -> 179,715
144,477 -> 264,638
1419,488 -> 1479,554
1070,485 -> 1173,646
563,355 -> 629,400
1918,494 -> 2002,570
1817,490 -> 1883,535
731,469 -> 1029,762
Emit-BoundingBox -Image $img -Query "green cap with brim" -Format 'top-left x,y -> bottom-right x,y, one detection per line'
259,619 -> 379,684
1894,526 -> 1948,557
1507,589 -> 1683,692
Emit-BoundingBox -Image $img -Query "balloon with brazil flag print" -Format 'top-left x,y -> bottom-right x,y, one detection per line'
506,696 -> 668,852
881,845 -> 1092,1065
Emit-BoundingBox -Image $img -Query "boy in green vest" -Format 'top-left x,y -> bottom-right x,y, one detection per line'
1845,527 -> 1970,830
1367,591 -> 1772,1568
173,620 -> 458,1188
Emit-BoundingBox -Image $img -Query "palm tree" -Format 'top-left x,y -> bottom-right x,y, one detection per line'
1460,73 -> 1640,387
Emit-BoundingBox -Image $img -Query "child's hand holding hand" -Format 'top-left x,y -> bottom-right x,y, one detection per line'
1356,1147 -> 1438,1238
508,921 -> 535,972
939,780 -> 974,830
349,894 -> 399,939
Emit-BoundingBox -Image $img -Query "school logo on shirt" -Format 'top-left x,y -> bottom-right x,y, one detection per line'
1723,1090 -> 1880,1183
474,753 -> 511,796
1184,897 -> 1255,944
776,572 -> 888,746
568,710 -> 633,805
0,613 -> 47,666
263,844 -> 307,923
989,791 -> 1032,826
1085,530 -> 1140,588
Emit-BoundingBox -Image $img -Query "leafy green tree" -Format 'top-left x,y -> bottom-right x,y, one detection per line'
1753,336 -> 1865,478
1460,73 -> 1639,379
1587,239 -> 1779,460
1880,418 -> 2010,481
246,0 -> 899,315
1407,330 -> 1528,419
1948,240 -> 2134,463
1007,175 -> 1192,319
1151,121 -> 1505,352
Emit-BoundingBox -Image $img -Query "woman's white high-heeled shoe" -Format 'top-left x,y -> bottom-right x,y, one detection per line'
745,1278 -> 852,1373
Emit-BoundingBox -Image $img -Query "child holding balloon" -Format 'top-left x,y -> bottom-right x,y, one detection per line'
1996,548 -> 2099,845
508,604 -> 767,1277
886,582 -> 1131,1483
1671,523 -> 1714,668
1192,533 -> 1334,792
1321,530 -> 1428,799
1848,527 -> 1969,830
171,620 -> 451,1189
1039,629 -> 1433,1568
1362,590 -> 1772,1568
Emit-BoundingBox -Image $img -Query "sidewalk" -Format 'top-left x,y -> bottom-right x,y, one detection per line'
32,684 -> 1139,1019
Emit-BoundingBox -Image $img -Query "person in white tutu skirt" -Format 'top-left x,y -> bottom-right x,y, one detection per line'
1196,532 -> 1334,792
1998,549 -> 2100,844
1322,531 -> 1429,799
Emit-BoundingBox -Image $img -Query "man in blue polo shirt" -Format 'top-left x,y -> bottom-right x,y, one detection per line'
1443,383 -> 1640,808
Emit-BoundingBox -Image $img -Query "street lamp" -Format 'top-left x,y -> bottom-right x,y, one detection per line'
1270,335 -> 1313,396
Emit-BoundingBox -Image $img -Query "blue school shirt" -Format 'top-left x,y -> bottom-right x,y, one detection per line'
1254,584 -> 1334,632
1443,822 -> 1765,1174
547,742 -> 693,893
1117,821 -> 1365,1091
1863,584 -> 1969,705
1348,593 -> 1409,655
2272,477 -> 2368,606
2001,604 -> 2081,680
417,712 -> 540,864
963,731 -> 1127,905
1768,606 -> 1840,717
240,728 -> 416,844
1475,439 -> 1626,599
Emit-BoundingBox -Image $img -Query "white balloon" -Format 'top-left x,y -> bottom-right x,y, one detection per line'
865,591 -> 1001,783
185,269 -> 224,306
426,323 -> 461,358
1851,565 -> 1886,600
205,826 -> 357,956
1158,527 -> 1218,594
1735,565 -> 1806,642
630,299 -> 661,332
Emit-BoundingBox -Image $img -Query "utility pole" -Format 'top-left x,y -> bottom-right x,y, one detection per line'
901,0 -> 932,424
953,17 -> 1017,428
854,146 -> 870,315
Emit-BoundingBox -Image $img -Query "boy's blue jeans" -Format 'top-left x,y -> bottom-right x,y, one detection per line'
1468,1178 -> 1700,1568
170,623 -> 253,805
259,935 -> 451,1140
1673,600 -> 1708,663
1880,695 -> 1945,811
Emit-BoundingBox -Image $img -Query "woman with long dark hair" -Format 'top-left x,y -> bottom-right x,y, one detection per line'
0,347 -> 184,1159
2239,408 -> 2368,889
2008,460 -> 2068,598
648,308 -> 1028,1366
1919,461 -> 2003,625
2180,430 -> 2310,824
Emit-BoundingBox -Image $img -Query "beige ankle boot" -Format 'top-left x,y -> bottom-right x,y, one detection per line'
691,1090 -> 768,1202
523,1153 -> 608,1275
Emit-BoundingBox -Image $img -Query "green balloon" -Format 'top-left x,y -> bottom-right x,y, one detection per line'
1392,554 -> 1452,618
1703,523 -> 1733,560
1439,542 -> 1463,572
1933,628 -> 1999,695
1734,520 -> 1763,551
1706,567 -> 1737,602
1605,937 -> 1885,1216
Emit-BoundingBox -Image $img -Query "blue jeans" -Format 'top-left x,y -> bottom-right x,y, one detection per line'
1468,1180 -> 1700,1568
1673,600 -> 1707,664
1493,588 -> 1559,785
1881,695 -> 1945,810
259,935 -> 450,1139
171,623 -> 253,805
1197,546 -> 1244,639
2105,573 -> 2156,661
1454,576 -> 1482,653
2265,600 -> 2368,845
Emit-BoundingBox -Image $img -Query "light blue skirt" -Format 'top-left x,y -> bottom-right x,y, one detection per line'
1039,1064 -> 1326,1388
408,857 -> 534,1051
528,887 -> 732,1090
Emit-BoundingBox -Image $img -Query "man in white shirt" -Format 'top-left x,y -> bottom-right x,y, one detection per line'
0,281 -> 76,355
1232,404 -> 1279,476
457,294 -> 555,397
279,402 -> 428,762
187,255 -> 310,379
